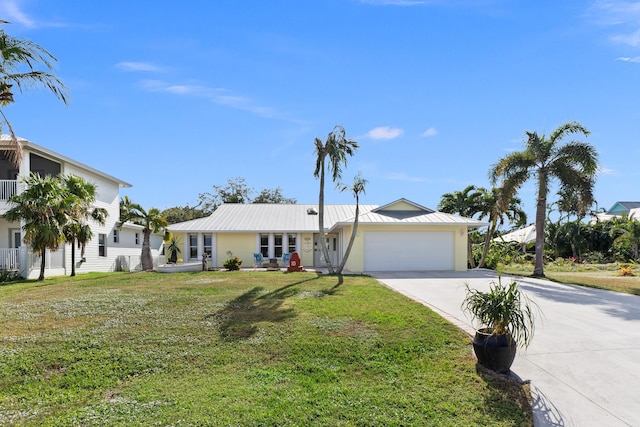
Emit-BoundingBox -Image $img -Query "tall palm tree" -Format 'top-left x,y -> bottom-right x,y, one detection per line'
438,185 -> 484,268
0,22 -> 69,166
4,173 -> 68,280
313,125 -> 359,274
490,121 -> 598,276
61,175 -> 107,276
336,173 -> 367,277
119,196 -> 168,271
476,187 -> 527,268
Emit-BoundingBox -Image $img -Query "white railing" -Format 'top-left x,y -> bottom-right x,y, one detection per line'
0,180 -> 17,200
0,248 -> 20,270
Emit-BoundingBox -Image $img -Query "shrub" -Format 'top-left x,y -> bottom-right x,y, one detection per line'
617,265 -> 635,277
223,251 -> 242,271
0,270 -> 22,284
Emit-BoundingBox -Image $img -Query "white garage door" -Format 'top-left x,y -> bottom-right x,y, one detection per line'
363,231 -> 454,271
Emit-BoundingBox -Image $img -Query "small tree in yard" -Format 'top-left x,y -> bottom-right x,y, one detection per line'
335,173 -> 367,280
119,196 -> 168,271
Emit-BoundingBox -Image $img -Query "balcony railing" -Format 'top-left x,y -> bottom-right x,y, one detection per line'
0,180 -> 17,201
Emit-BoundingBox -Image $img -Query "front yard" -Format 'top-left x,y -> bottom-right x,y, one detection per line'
0,271 -> 531,426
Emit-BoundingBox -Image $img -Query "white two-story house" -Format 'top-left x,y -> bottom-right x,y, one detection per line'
0,135 -> 163,279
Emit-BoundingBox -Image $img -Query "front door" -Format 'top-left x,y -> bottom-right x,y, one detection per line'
314,234 -> 339,267
10,229 -> 21,248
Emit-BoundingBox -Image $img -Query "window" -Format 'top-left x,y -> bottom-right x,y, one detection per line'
98,233 -> 106,257
135,233 -> 139,245
204,234 -> 212,257
274,234 -> 283,258
260,234 -> 269,257
288,234 -> 297,254
113,229 -> 119,243
189,234 -> 198,259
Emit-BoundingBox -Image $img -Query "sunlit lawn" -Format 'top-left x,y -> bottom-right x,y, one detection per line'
498,263 -> 640,295
0,271 -> 531,426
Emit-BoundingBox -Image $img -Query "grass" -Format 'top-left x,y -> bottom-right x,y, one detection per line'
498,263 -> 640,295
0,271 -> 531,426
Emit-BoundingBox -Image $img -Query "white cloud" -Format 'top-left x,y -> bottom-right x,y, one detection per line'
116,62 -> 162,72
421,127 -> 438,137
617,55 -> 640,62
612,28 -> 640,46
366,126 -> 404,140
598,166 -> 617,175
0,0 -> 36,28
385,172 -> 426,182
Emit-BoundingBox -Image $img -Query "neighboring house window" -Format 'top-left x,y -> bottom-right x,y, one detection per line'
260,234 -> 269,257
204,234 -> 212,257
113,229 -> 119,243
189,234 -> 198,259
135,233 -> 139,245
98,233 -> 106,257
288,235 -> 297,254
274,234 -> 283,258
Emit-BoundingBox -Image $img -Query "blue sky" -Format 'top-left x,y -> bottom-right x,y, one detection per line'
1,0 -> 640,224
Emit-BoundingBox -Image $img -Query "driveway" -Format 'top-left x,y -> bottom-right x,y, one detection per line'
371,269 -> 640,427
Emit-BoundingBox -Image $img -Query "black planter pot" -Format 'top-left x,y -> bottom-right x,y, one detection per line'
472,328 -> 517,374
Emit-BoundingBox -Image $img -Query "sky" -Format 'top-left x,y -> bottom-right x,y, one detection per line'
1,0 -> 639,225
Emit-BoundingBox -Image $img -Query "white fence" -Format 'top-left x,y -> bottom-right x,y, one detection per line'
0,180 -> 17,200
0,248 -> 19,270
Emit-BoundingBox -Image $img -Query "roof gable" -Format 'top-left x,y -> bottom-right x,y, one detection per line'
373,198 -> 434,214
607,201 -> 640,215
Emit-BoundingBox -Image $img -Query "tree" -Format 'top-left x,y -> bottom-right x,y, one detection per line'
0,22 -> 69,166
61,175 -> 107,276
197,177 -> 253,214
476,187 -> 527,268
119,196 -> 168,271
335,173 -> 367,278
161,204 -> 208,224
490,121 -> 598,276
252,187 -> 297,204
609,216 -> 640,261
313,125 -> 359,274
4,173 -> 68,280
438,185 -> 484,268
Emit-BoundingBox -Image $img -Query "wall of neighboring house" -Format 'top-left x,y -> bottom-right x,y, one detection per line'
215,233 -> 254,268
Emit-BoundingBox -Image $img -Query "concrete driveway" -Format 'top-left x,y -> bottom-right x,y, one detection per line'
371,269 -> 640,427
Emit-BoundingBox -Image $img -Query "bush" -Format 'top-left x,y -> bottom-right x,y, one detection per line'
0,270 -> 22,284
223,251 -> 242,271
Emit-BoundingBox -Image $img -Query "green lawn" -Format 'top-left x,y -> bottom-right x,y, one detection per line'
0,272 -> 531,426
498,263 -> 640,295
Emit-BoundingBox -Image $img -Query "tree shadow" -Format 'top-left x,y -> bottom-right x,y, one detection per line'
205,275 -> 324,341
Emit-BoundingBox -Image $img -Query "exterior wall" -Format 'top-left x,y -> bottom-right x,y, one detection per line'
298,233 -> 314,268
341,224 -> 469,273
215,233 -> 255,268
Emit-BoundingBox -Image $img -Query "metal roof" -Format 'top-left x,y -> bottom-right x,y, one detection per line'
168,201 -> 488,233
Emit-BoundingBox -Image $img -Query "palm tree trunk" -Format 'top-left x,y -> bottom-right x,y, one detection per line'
38,247 -> 46,281
468,237 -> 476,268
141,230 -> 153,271
533,173 -> 548,276
336,199 -> 360,276
478,223 -> 496,268
70,238 -> 76,276
318,159 -> 334,274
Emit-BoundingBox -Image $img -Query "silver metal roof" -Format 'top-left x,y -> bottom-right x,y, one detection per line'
168,200 -> 488,233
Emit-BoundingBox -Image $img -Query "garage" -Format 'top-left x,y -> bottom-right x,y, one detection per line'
363,231 -> 454,271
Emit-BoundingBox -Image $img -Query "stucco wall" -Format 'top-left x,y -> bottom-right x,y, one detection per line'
216,233 -> 255,268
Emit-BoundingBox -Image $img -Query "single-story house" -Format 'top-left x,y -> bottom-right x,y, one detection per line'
166,198 -> 488,273
590,201 -> 640,223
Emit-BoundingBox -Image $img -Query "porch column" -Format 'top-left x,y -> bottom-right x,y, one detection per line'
197,233 -> 204,260
183,235 -> 190,261
296,233 -> 301,253
268,233 -> 275,259
282,233 -> 288,255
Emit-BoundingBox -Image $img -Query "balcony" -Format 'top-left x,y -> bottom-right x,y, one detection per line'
0,179 -> 17,201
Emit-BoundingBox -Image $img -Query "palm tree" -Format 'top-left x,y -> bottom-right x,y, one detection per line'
313,125 -> 359,274
61,175 -> 107,276
335,173 -> 367,277
4,173 -> 68,280
119,196 -> 168,271
0,22 -> 69,166
438,185 -> 484,268
609,216 -> 640,261
476,187 -> 527,268
490,121 -> 598,276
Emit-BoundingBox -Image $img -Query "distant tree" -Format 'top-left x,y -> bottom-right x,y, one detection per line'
610,216 -> 640,261
119,196 -> 168,271
4,173 -> 68,280
197,177 -> 253,214
253,187 -> 297,204
335,173 -> 367,278
313,125 -> 359,274
490,121 -> 598,276
162,205 -> 208,224
438,185 -> 484,268
0,22 -> 69,166
476,187 -> 527,268
61,175 -> 107,276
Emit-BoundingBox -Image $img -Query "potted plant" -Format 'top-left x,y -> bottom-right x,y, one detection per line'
461,277 -> 537,373
166,236 -> 181,264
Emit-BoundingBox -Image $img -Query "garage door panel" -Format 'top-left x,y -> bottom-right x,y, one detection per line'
364,231 -> 454,271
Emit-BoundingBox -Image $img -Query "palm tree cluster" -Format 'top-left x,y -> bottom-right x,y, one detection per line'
4,173 -> 106,280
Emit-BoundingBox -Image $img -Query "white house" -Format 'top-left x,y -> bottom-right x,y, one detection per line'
167,199 -> 488,273
0,135 -> 163,279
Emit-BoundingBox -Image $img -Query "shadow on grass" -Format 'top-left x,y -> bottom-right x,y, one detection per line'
206,275 -> 323,341
475,364 -> 535,426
